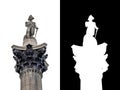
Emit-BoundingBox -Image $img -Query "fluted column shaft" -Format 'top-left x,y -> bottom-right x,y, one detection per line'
20,68 -> 42,90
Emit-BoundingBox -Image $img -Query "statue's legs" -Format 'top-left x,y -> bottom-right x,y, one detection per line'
86,28 -> 95,37
30,27 -> 35,37
26,28 -> 30,38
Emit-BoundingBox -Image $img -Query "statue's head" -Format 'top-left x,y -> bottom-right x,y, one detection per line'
28,15 -> 34,21
88,15 -> 94,21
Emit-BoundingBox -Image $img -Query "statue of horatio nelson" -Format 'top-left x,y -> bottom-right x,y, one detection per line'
24,15 -> 38,39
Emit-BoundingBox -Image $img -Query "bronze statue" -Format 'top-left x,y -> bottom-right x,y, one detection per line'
24,15 -> 38,38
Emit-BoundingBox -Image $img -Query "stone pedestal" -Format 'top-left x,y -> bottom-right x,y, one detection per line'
23,37 -> 37,46
12,43 -> 48,90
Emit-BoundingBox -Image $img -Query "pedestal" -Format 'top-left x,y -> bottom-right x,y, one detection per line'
23,37 -> 37,46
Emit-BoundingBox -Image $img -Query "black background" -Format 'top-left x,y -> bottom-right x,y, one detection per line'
60,1 -> 119,90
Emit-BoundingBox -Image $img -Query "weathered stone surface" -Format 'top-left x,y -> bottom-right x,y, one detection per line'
12,44 -> 48,74
23,37 -> 37,46
20,68 -> 42,90
24,15 -> 38,39
12,43 -> 47,50
12,15 -> 48,90
12,44 -> 48,90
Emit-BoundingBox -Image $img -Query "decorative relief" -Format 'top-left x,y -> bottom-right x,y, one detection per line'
12,44 -> 48,74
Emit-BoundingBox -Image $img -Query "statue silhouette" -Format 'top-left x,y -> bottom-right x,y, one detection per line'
71,15 -> 109,90
85,15 -> 98,38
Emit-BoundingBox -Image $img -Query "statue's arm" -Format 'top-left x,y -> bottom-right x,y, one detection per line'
36,26 -> 39,29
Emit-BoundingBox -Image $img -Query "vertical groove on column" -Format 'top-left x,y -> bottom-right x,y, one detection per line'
20,69 -> 42,90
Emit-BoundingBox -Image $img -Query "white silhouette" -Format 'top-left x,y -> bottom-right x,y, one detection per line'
71,15 -> 109,90
85,15 -> 98,37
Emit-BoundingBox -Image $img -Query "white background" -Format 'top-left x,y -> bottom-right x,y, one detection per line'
0,0 -> 60,90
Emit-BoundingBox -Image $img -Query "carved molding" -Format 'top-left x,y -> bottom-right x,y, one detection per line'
12,44 -> 48,74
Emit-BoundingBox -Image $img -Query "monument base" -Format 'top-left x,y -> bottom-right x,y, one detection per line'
23,37 -> 37,46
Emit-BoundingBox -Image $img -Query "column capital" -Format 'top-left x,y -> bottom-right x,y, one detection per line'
12,44 -> 48,74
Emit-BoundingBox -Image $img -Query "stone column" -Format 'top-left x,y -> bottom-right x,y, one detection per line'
12,15 -> 48,90
12,44 -> 48,90
20,68 -> 42,90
